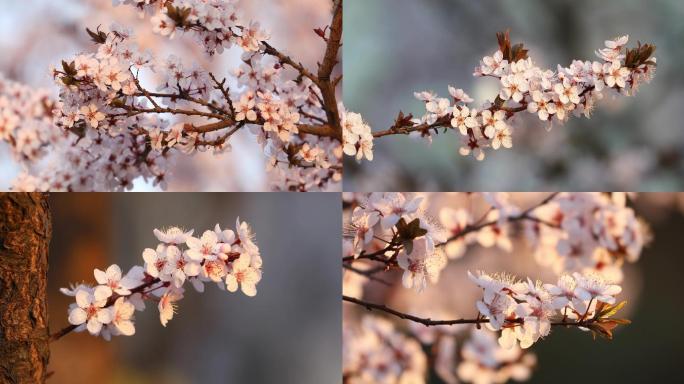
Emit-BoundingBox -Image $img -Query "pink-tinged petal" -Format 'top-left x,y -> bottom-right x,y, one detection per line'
604,285 -> 622,296
68,308 -> 87,325
97,308 -> 112,324
185,249 -> 204,261
185,236 -> 201,249
173,270 -> 185,288
117,320 -> 135,336
119,301 -> 135,318
184,262 -> 201,277
498,328 -> 517,349
165,245 -> 181,259
106,264 -> 122,280
94,285 -> 112,303
233,254 -> 251,269
241,283 -> 257,297
86,318 -> 102,335
94,268 -> 108,285
225,275 -> 238,292
201,230 -> 218,245
142,248 -> 157,264
75,290 -> 91,308
401,271 -> 414,289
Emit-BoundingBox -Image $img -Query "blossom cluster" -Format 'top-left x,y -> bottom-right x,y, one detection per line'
2,0 -> 341,191
343,193 -> 642,383
0,74 -> 164,191
436,329 -> 537,384
342,110 -> 374,161
115,0 -> 264,56
343,316 -> 426,384
0,74 -> 59,163
345,192 -> 448,291
344,192 -> 646,297
60,219 -> 262,340
419,34 -> 656,160
346,33 -> 656,162
469,270 -> 623,350
523,192 -> 645,282
343,313 -> 536,384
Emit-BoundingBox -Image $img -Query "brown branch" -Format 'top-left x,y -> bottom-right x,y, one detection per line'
298,123 -> 338,138
315,0 -> 343,141
372,115 -> 450,138
318,0 -> 343,80
262,42 -> 320,88
442,192 -> 560,244
343,264 -> 392,286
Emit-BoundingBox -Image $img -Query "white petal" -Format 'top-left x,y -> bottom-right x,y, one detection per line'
225,275 -> 238,292
93,268 -> 107,285
116,320 -> 136,336
68,308 -> 87,325
241,283 -> 257,297
75,290 -> 91,308
86,318 -> 102,335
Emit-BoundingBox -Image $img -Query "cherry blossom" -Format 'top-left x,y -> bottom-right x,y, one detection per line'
94,264 -> 131,295
59,220 -> 262,340
342,110 -> 374,161
108,297 -> 136,337
225,254 -> 262,297
343,316 -> 427,383
397,237 -> 447,291
349,32 -> 656,161
67,286 -> 113,335
1,0 -> 343,192
343,192 -> 643,384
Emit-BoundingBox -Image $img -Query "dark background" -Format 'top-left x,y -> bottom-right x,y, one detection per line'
344,0 -> 684,191
47,193 -> 340,384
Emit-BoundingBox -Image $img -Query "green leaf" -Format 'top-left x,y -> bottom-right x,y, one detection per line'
599,300 -> 627,319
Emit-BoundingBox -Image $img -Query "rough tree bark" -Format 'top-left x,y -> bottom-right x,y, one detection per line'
0,193 -> 51,384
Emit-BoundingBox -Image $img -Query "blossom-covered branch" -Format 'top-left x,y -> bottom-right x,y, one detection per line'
2,0 -> 343,191
342,192 -> 647,384
344,192 -> 645,289
52,219 -> 262,341
344,269 -> 630,338
343,31 -> 656,162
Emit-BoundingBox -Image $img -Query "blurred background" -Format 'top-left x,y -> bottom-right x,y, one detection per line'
344,192 -> 684,383
344,0 -> 684,191
0,0 -> 332,191
47,193 -> 340,384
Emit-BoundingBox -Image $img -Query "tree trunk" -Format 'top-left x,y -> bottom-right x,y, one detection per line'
0,193 -> 51,384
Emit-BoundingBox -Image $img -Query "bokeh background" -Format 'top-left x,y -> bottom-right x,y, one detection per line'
344,192 -> 684,383
344,0 -> 684,191
47,193 -> 340,384
0,0 -> 332,191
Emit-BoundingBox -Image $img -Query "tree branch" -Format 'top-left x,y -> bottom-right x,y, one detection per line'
343,295 -> 593,328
